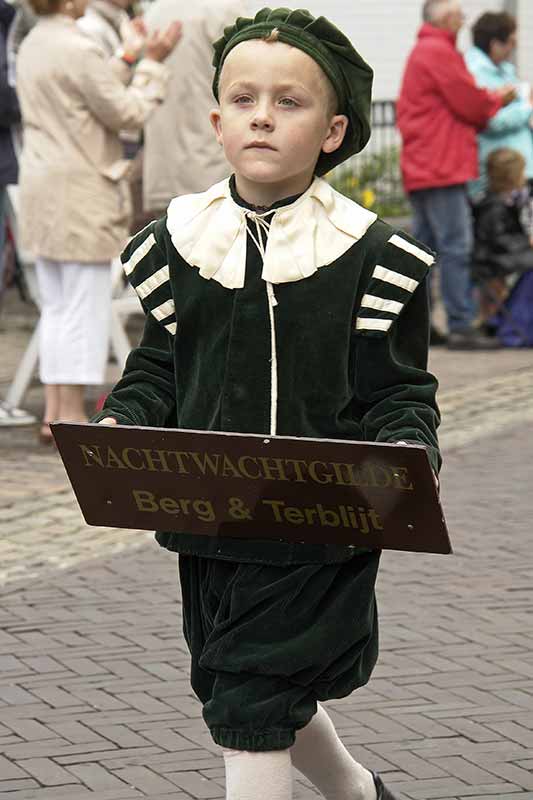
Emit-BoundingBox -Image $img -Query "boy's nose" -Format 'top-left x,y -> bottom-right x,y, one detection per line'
251,105 -> 274,131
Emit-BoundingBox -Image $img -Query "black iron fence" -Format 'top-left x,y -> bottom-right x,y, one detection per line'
329,100 -> 408,219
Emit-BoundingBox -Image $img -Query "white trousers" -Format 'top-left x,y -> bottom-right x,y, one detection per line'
36,258 -> 112,385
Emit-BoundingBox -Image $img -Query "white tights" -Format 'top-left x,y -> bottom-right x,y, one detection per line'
222,703 -> 377,800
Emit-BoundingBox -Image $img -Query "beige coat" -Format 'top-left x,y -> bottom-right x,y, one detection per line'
142,0 -> 246,211
16,14 -> 169,262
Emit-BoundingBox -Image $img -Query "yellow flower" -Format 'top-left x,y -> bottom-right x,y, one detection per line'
361,188 -> 376,208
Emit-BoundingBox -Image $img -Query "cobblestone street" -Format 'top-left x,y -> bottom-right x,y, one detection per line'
1,291 -> 533,800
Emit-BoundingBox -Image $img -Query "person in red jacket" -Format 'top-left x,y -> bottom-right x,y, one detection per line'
397,0 -> 516,349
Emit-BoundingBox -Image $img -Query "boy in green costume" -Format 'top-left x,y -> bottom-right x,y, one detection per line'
94,8 -> 440,799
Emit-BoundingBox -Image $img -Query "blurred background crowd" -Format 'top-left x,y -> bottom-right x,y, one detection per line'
1,0 -> 532,437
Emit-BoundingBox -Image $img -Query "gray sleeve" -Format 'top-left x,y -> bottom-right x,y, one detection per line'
6,1 -> 37,60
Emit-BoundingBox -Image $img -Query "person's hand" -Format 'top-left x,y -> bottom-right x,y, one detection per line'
144,21 -> 182,63
98,418 -> 118,425
121,16 -> 148,61
130,16 -> 147,37
496,84 -> 518,106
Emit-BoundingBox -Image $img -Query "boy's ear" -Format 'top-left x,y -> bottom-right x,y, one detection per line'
321,114 -> 349,155
209,108 -> 224,145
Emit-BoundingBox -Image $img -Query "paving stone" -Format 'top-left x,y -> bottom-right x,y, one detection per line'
21,656 -> 64,673
485,721 -> 533,748
3,739 -> 112,760
57,657 -> 109,676
430,718 -> 502,743
140,727 -> 203,751
0,685 -> 36,704
66,762 -> 131,790
382,777 -> 470,798
30,685 -> 80,708
113,765 -> 180,794
477,761 -> 533,790
430,757 -> 500,785
0,789 -> 141,800
17,756 -> 82,785
0,655 -> 26,672
0,779 -> 40,792
167,770 -> 224,797
458,796 -> 533,800
0,754 -> 31,779
92,724 -> 151,748
45,720 -> 107,744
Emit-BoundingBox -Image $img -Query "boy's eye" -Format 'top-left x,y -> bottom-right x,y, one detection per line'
279,97 -> 298,107
234,95 -> 253,104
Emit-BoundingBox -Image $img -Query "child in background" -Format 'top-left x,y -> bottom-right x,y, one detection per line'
473,147 -> 533,345
93,8 -> 441,799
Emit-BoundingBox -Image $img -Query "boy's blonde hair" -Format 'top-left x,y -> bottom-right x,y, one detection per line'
487,148 -> 526,194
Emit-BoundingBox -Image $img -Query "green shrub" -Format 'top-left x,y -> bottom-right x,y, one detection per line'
329,146 -> 409,218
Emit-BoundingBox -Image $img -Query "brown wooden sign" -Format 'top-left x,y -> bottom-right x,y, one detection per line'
51,423 -> 452,554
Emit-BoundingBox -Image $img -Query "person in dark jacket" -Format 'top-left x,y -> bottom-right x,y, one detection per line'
0,0 -> 20,293
397,0 -> 515,350
92,8 -> 441,800
473,149 -> 533,280
473,148 -> 533,345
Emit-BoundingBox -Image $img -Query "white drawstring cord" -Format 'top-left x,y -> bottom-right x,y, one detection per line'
266,281 -> 278,436
245,211 -> 278,435
245,211 -> 272,262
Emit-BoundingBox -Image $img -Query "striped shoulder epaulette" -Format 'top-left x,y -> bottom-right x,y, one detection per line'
354,229 -> 435,337
121,219 -> 176,336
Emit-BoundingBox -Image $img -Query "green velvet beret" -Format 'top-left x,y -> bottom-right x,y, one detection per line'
212,7 -> 373,175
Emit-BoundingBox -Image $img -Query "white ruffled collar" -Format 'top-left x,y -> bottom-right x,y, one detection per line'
166,176 -> 377,289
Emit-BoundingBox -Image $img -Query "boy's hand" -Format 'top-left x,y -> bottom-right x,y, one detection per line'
397,440 -> 439,491
98,418 -> 118,425
144,21 -> 183,63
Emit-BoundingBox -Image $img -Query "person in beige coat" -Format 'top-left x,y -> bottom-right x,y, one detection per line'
16,0 -> 180,442
142,0 -> 246,217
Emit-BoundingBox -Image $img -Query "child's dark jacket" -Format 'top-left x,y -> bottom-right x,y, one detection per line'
472,191 -> 533,281
95,176 -> 440,566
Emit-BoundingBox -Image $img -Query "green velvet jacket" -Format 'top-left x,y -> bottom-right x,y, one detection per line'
94,178 -> 441,565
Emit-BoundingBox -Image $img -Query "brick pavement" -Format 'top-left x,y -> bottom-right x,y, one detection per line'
1,287 -> 533,799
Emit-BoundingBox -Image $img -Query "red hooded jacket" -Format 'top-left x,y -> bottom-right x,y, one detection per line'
397,24 -> 502,193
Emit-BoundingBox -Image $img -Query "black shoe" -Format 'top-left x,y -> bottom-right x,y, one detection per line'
372,771 -> 399,799
430,326 -> 448,347
447,328 -> 501,351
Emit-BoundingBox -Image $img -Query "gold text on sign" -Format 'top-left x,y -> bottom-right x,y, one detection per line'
132,490 -> 216,522
80,445 -> 414,491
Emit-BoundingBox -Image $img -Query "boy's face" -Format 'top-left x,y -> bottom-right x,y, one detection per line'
210,40 -> 348,204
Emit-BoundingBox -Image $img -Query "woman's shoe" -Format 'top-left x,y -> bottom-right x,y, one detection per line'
0,401 -> 37,427
372,771 -> 399,800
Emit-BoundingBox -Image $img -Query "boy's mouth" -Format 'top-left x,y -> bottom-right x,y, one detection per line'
245,141 -> 277,151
